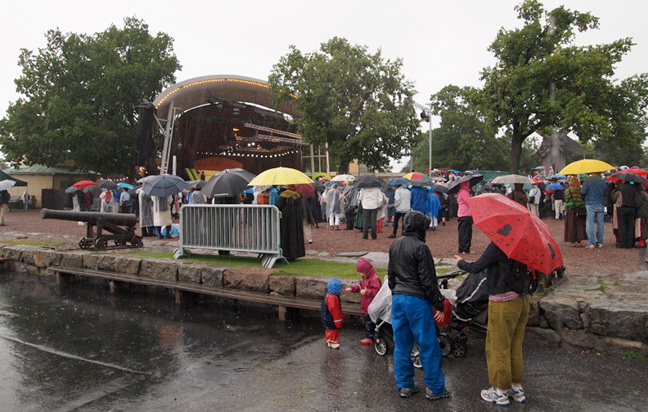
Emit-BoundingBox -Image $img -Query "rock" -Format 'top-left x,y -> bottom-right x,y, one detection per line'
587,301 -> 648,343
1,246 -> 23,262
201,267 -> 224,287
296,277 -> 327,300
178,264 -> 202,284
141,260 -> 178,282
527,298 -> 540,326
33,249 -> 62,268
561,329 -> 648,356
539,297 -> 584,330
96,255 -> 116,272
269,275 -> 296,296
223,267 -> 272,292
83,254 -> 98,270
114,257 -> 141,276
60,252 -> 84,268
524,326 -> 561,349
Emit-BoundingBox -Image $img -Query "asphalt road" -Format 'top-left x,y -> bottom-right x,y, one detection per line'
167,327 -> 648,412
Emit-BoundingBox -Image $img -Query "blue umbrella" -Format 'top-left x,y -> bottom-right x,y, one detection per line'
546,183 -> 563,190
386,177 -> 411,186
117,182 -> 136,190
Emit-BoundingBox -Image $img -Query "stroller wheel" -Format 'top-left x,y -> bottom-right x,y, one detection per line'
374,338 -> 389,356
438,333 -> 453,357
411,343 -> 422,369
452,341 -> 467,357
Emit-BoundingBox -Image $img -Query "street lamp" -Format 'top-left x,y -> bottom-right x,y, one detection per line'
414,102 -> 433,176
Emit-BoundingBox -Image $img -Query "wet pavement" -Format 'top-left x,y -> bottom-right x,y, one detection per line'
0,274 -> 322,412
1,273 -> 647,411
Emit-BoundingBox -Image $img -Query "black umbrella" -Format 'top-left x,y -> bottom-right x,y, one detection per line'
311,181 -> 325,193
612,172 -> 648,184
142,174 -> 188,197
447,174 -> 484,195
187,180 -> 206,189
65,186 -> 79,194
201,168 -> 256,198
96,179 -> 118,190
353,174 -> 387,189
432,183 -> 449,193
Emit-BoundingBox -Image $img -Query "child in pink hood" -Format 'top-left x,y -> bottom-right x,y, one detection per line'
346,257 -> 382,345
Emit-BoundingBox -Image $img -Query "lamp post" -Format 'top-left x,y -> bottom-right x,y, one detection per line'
414,101 -> 433,176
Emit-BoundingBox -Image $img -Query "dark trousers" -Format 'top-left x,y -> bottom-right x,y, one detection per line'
392,212 -> 406,236
364,314 -> 376,340
458,216 -> 473,253
345,209 -> 355,230
363,208 -> 379,239
618,206 -> 636,248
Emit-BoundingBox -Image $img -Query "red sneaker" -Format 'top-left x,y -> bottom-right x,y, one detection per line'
360,338 -> 374,345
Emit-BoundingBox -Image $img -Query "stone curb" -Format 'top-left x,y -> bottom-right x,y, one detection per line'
1,244 -> 647,356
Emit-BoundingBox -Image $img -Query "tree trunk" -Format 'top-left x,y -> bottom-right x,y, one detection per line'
337,161 -> 349,174
509,132 -> 524,174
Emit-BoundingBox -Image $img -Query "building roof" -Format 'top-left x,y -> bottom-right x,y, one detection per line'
0,169 -> 27,186
153,74 -> 298,119
3,165 -> 94,176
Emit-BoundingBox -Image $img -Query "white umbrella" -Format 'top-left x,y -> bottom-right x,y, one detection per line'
0,180 -> 16,191
490,174 -> 536,185
331,174 -> 355,182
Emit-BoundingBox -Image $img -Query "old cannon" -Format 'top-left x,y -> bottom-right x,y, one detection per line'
40,208 -> 143,250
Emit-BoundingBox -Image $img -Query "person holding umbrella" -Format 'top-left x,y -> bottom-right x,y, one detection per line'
454,193 -> 562,406
457,181 -> 473,254
613,178 -> 639,248
581,172 -> 609,248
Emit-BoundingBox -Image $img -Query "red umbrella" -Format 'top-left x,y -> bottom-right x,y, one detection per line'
296,183 -> 315,199
467,193 -> 563,275
73,180 -> 96,188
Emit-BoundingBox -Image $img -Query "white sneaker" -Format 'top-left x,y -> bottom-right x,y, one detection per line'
481,387 -> 510,406
506,387 -> 526,403
329,342 -> 340,349
586,244 -> 595,249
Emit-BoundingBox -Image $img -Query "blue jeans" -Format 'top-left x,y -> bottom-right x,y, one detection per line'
391,294 -> 446,395
585,204 -> 605,246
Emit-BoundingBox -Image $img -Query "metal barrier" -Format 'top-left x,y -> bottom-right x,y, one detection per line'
177,204 -> 288,268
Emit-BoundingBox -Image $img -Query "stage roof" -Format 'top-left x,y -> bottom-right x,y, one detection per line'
153,74 -> 298,119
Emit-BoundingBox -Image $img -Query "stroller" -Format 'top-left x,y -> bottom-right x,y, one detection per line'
368,270 -> 489,362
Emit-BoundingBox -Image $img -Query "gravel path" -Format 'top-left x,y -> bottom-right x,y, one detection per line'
0,209 -> 644,277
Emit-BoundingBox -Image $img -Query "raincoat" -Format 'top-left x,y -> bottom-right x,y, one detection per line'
322,278 -> 344,344
349,257 -> 382,314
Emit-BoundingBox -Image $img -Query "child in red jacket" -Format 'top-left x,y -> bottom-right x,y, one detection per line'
346,257 -> 382,345
322,278 -> 344,349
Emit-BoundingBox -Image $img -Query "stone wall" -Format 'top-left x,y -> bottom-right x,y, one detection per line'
1,244 -> 646,356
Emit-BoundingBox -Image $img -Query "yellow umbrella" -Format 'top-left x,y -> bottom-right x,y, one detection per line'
558,159 -> 615,175
247,167 -> 313,186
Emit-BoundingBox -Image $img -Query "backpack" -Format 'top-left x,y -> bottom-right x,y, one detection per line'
506,259 -> 538,295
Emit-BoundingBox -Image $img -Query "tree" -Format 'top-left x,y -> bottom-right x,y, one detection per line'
269,37 -> 421,173
428,85 -> 509,171
0,17 -> 181,177
480,0 -> 648,173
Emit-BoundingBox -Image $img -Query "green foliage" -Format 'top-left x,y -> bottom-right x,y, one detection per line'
480,0 -> 648,173
269,37 -> 421,173
0,17 -> 181,177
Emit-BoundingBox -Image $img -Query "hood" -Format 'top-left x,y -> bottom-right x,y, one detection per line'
356,257 -> 376,279
402,211 -> 430,242
327,278 -> 343,295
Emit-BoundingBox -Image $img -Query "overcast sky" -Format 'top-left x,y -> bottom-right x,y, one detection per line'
1,0 -> 646,169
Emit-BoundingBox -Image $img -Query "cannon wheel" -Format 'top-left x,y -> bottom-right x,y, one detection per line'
94,238 -> 108,250
131,236 -> 143,247
79,237 -> 89,249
